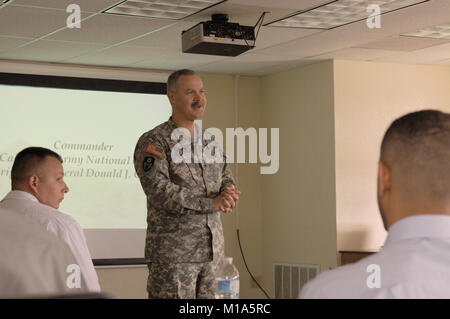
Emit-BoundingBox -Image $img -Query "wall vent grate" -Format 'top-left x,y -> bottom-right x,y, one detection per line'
274,263 -> 320,299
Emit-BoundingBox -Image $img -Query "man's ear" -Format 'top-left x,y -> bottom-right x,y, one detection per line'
378,160 -> 391,198
28,175 -> 39,194
167,90 -> 175,105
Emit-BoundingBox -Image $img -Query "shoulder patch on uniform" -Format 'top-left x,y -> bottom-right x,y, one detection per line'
145,143 -> 164,159
143,156 -> 155,172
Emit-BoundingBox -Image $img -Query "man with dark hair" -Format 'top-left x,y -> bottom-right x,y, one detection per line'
299,110 -> 450,298
10,147 -> 64,208
0,147 -> 101,292
134,69 -> 241,298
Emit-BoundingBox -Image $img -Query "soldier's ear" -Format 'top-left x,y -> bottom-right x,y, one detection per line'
167,90 -> 175,105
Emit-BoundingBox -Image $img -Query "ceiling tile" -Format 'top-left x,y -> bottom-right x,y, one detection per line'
183,2 -> 295,26
225,51 -> 300,63
196,57 -> 311,76
357,35 -> 450,52
0,36 -> 34,52
186,0 -> 333,27
11,0 -> 122,12
228,0 -> 331,11
46,14 -> 174,44
104,0 -> 226,20
252,26 -> 322,51
0,39 -> 107,62
267,0 -> 430,30
0,5 -> 68,38
375,41 -> 450,64
124,21 -> 196,50
309,47 -> 400,61
63,45 -> 169,66
248,0 -> 450,59
252,60 -> 313,75
128,51 -> 226,71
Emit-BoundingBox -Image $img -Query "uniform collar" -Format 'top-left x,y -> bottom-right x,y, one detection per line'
385,214 -> 450,246
167,116 -> 178,131
167,116 -> 204,145
2,190 -> 39,203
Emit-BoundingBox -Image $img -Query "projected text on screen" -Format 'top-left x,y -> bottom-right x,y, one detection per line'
0,84 -> 171,230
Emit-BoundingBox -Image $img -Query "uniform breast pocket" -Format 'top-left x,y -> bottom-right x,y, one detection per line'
204,163 -> 223,193
169,162 -> 197,187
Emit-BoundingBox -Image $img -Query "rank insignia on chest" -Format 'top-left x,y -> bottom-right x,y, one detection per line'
145,143 -> 164,159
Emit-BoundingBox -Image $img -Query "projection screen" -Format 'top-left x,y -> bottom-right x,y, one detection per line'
0,72 -> 171,264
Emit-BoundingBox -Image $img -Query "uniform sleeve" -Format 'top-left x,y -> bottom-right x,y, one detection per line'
134,135 -> 214,214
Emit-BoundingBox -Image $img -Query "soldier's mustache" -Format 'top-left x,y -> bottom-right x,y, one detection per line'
191,101 -> 203,108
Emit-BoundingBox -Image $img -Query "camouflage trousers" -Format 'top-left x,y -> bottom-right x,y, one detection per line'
147,261 -> 218,299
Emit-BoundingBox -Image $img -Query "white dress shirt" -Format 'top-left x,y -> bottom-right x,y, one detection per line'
299,214 -> 450,298
0,206 -> 88,297
0,190 -> 101,292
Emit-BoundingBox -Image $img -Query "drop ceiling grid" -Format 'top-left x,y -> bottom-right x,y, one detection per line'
374,41 -> 450,64
252,1 -> 450,60
356,35 -> 450,52
1,0 -> 450,75
0,39 -> 109,63
62,44 -> 172,67
0,36 -> 34,53
308,47 -> 402,61
0,5 -> 71,38
7,0 -> 124,12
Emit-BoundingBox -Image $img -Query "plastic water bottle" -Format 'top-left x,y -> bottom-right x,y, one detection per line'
215,257 -> 239,299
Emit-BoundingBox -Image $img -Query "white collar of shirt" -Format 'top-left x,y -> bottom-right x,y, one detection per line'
3,190 -> 40,204
385,214 -> 450,246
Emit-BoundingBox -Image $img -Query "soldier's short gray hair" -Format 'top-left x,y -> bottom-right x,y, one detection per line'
167,69 -> 197,93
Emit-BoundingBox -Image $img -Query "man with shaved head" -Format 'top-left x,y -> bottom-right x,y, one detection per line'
0,147 -> 100,292
378,110 -> 450,229
299,110 -> 450,298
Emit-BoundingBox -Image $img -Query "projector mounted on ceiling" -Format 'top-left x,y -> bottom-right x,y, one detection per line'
182,14 -> 257,57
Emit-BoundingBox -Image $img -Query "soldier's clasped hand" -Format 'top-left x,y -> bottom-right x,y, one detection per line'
213,184 -> 241,213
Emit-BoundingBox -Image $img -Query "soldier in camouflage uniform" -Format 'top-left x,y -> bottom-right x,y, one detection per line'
134,69 -> 240,299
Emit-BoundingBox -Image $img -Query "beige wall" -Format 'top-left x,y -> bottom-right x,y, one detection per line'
200,73 -> 265,299
96,266 -> 148,298
334,60 -> 450,252
260,61 -> 338,297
